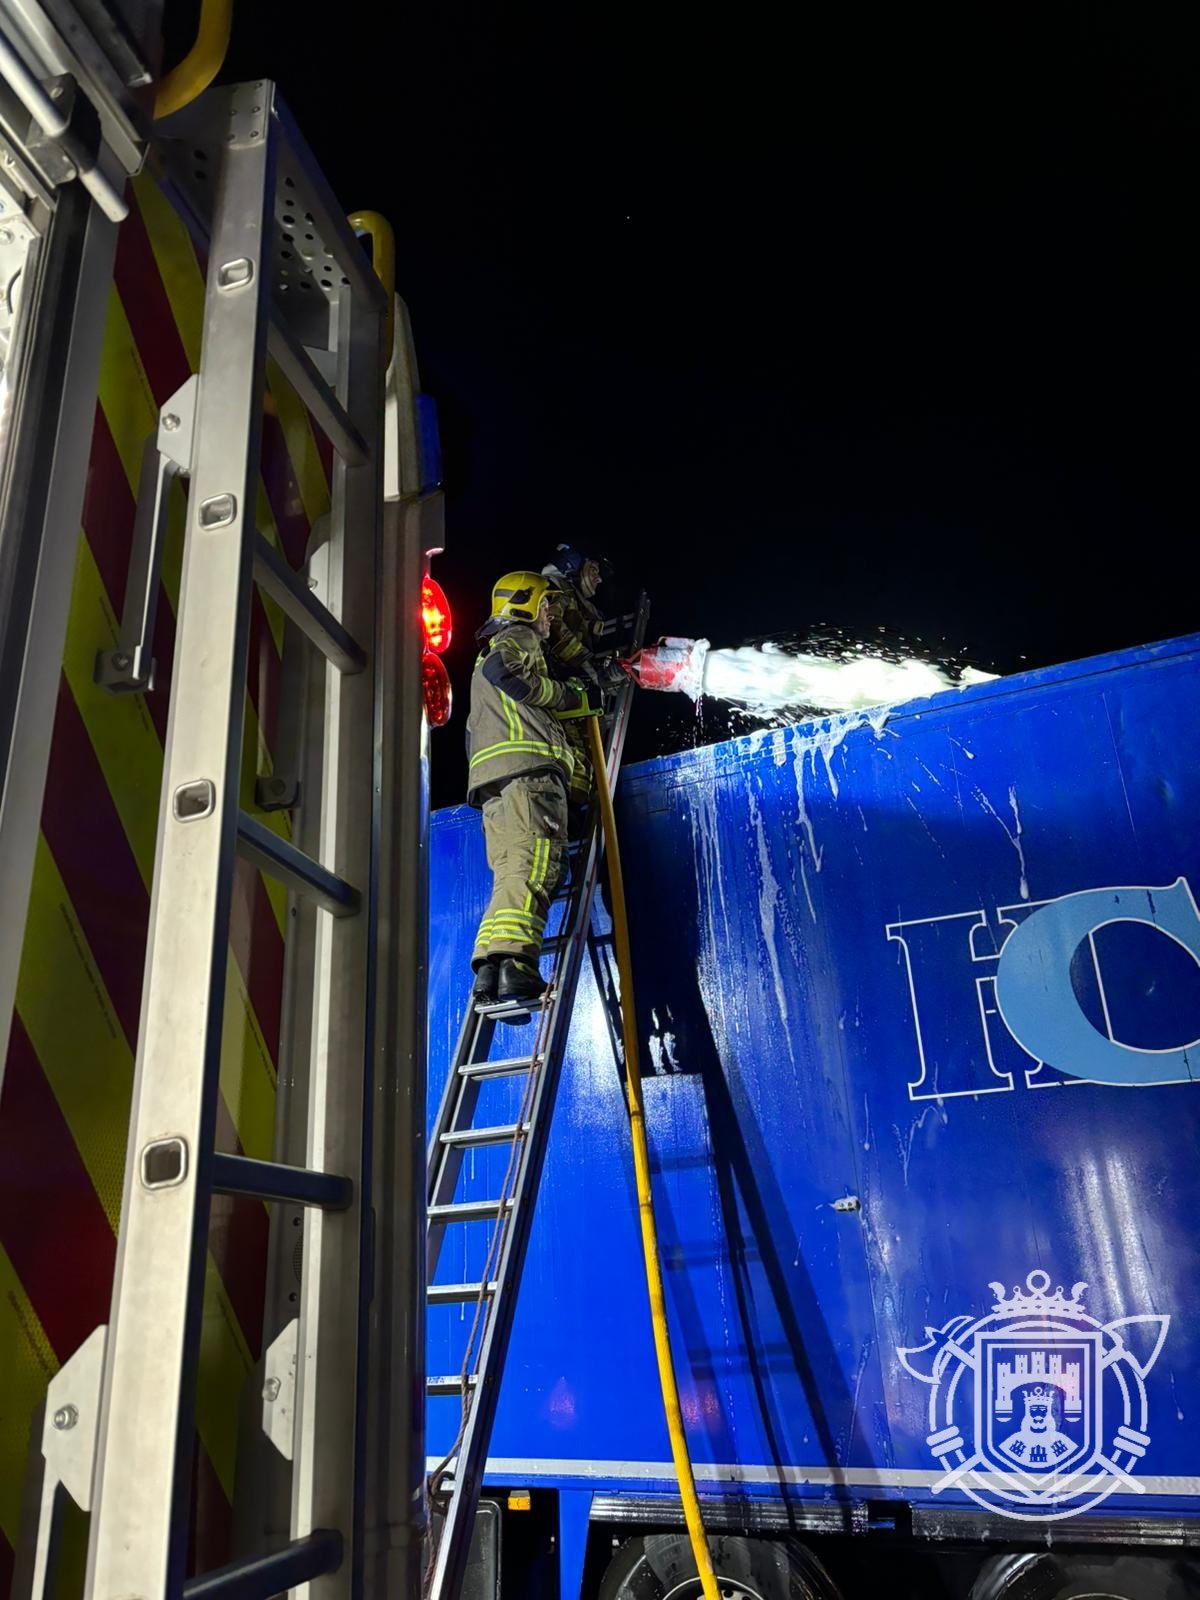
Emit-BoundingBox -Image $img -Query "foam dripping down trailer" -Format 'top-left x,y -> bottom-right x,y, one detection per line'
426,631 -> 1200,1600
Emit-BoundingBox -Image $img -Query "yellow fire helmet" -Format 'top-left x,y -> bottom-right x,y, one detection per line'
490,570 -> 555,625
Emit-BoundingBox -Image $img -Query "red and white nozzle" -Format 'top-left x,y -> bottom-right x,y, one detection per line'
626,636 -> 710,697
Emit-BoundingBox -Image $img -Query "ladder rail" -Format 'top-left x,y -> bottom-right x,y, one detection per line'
427,1003 -> 495,1188
84,82 -> 277,1600
287,261 -> 385,1599
424,596 -> 650,1600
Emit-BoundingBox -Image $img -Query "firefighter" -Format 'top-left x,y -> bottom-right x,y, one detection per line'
467,570 -> 598,1011
541,545 -> 627,822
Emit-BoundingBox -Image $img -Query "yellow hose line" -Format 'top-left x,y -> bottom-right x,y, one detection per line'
586,715 -> 720,1600
155,0 -> 233,121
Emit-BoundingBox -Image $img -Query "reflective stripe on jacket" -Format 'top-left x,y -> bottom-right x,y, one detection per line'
465,623 -> 580,805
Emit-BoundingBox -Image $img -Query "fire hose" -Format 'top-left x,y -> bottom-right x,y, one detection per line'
585,713 -> 720,1600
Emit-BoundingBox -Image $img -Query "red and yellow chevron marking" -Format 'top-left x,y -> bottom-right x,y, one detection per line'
0,170 -> 335,1582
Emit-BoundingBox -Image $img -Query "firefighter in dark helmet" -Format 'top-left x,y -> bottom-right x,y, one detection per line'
541,544 -> 626,817
466,570 -> 599,1011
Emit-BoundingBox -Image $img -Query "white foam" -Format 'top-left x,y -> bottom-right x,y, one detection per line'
747,779 -> 792,1040
696,640 -> 997,723
785,709 -> 893,921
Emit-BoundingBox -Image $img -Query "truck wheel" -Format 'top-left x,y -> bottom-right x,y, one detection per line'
597,1534 -> 843,1600
969,1552 -> 1200,1600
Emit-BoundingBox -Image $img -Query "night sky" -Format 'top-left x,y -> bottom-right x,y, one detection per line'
217,5 -> 1194,807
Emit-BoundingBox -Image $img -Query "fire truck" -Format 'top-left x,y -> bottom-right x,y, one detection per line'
0,2 -> 447,1596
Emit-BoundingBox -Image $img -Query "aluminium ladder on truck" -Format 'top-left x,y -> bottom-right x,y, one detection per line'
10,79 -> 431,1600
423,596 -> 649,1600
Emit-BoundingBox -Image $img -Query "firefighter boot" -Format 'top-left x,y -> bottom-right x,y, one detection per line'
497,957 -> 548,1011
472,959 -> 499,1005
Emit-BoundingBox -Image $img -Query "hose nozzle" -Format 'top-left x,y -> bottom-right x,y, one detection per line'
627,637 -> 710,697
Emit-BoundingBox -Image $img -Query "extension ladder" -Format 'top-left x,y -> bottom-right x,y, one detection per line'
423,598 -> 649,1600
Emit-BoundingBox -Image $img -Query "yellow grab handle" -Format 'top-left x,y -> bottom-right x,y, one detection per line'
585,715 -> 720,1600
155,0 -> 233,120
348,210 -> 396,363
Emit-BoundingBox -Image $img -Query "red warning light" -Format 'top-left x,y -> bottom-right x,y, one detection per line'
422,650 -> 452,727
421,575 -> 452,654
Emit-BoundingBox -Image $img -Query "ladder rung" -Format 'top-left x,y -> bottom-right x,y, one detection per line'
252,533 -> 366,674
429,1198 -> 514,1226
474,993 -> 553,1020
459,1056 -> 537,1080
428,1281 -> 497,1305
266,318 -> 367,465
211,1152 -> 351,1210
440,1123 -> 528,1150
182,1529 -> 342,1600
428,1374 -> 478,1397
236,812 -> 360,917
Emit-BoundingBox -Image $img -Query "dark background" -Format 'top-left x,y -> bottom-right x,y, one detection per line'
204,3 -> 1194,806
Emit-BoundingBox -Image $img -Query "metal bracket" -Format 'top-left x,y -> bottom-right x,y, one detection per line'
13,1326 -> 106,1600
255,773 -> 301,811
261,1317 -> 298,1461
94,375 -> 197,693
21,76 -> 86,188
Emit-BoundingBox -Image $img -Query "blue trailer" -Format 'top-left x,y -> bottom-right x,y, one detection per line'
426,633 -> 1200,1600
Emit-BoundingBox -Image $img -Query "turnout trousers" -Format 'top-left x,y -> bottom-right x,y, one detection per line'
472,772 -> 568,966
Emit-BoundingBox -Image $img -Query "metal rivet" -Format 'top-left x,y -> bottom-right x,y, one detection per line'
162,412 -> 180,431
218,257 -> 253,290
263,1377 -> 281,1403
112,652 -> 130,670
53,1405 -> 78,1431
0,229 -> 12,245
199,493 -> 237,529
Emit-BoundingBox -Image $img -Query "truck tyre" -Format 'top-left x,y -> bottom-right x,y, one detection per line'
597,1533 -> 843,1600
969,1552 -> 1200,1600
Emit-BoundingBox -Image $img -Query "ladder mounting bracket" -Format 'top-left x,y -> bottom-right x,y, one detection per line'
261,1317 -> 298,1461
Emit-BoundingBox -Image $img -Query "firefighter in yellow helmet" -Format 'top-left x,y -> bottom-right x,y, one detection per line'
466,571 -> 599,1011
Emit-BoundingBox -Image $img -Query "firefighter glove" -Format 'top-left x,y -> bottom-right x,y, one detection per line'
554,682 -> 601,720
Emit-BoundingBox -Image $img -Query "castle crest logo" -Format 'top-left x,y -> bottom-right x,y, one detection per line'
898,1270 -> 1169,1519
